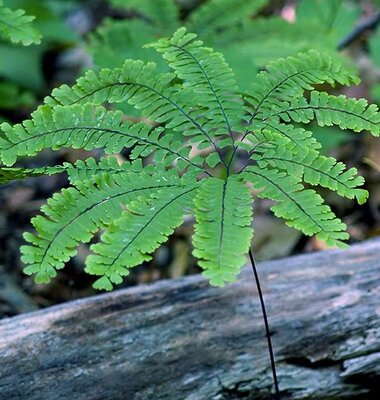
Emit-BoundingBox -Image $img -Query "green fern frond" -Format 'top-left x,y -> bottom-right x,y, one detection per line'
0,165 -> 65,184
236,128 -> 291,155
187,0 -> 268,40
148,27 -> 243,138
245,51 -> 359,120
0,159 -> 140,186
0,104 -> 202,171
263,91 -> 380,134
236,123 -> 323,168
64,157 -> 139,183
193,176 -> 253,286
0,159 -> 142,185
21,171 -> 186,284
88,19 -> 165,70
109,0 -> 178,33
0,0 -> 41,45
44,59 -> 219,151
216,16 -> 304,52
297,0 -> 359,39
45,59 -> 173,108
237,123 -> 322,161
243,167 -> 348,247
257,147 -> 368,204
259,122 -> 323,151
86,185 -> 197,290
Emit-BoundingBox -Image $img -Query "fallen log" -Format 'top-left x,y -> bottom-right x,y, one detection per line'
0,240 -> 379,400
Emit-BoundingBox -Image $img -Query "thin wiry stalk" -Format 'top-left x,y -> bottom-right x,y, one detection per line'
248,249 -> 280,399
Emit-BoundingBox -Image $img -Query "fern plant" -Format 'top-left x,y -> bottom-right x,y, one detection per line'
1,27 -> 379,291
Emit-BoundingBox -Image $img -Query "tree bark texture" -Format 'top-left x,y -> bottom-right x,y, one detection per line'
0,240 -> 379,400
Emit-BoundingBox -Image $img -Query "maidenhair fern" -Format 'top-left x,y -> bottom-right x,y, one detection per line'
1,27 -> 379,291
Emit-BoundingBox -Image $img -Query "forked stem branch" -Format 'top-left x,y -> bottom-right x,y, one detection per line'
248,249 -> 280,399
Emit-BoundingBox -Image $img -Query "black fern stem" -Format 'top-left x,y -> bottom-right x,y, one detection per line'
248,249 -> 280,399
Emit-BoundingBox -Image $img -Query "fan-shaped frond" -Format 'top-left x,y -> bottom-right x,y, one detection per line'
86,185 -> 197,290
257,147 -> 368,204
21,171 -> 186,284
0,0 -> 41,45
263,91 -> 380,134
192,176 -> 253,286
243,166 -> 348,246
245,51 -> 359,121
0,104 -> 202,171
148,27 -> 243,140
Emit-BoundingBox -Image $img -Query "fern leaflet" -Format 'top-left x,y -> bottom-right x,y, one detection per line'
193,176 -> 253,286
243,167 -> 348,247
0,0 -> 41,45
245,50 -> 359,121
22,171 -> 187,284
262,91 -> 380,134
149,27 -> 243,141
87,185 -> 197,290
0,104 -> 204,172
256,147 -> 368,204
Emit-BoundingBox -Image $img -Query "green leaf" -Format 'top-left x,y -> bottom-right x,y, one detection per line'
64,157 -> 142,184
110,0 -> 179,33
86,185 -> 197,290
0,165 -> 65,184
44,59 -> 216,150
21,171 -> 186,284
243,166 -> 348,247
245,50 -> 359,121
0,104 -> 201,172
92,275 -> 113,291
258,122 -> 322,152
257,147 -> 368,204
149,27 -> 243,139
193,176 -> 253,286
297,0 -> 359,40
187,0 -> 268,41
0,0 -> 41,45
88,19 -> 165,70
263,91 -> 380,135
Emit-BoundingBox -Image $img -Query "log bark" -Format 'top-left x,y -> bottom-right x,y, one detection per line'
0,240 -> 379,400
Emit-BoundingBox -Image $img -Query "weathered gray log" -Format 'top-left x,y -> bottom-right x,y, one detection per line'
0,240 -> 379,400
